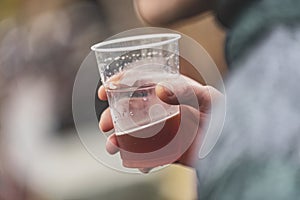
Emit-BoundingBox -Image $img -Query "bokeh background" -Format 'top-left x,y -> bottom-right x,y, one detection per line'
0,0 -> 226,199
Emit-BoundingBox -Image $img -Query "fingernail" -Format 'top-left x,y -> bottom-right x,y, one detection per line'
164,87 -> 174,97
158,82 -> 174,97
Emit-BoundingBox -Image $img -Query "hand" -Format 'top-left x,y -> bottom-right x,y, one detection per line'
98,75 -> 223,171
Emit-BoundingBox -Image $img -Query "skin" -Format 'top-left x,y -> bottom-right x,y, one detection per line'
133,0 -> 217,26
98,75 -> 223,172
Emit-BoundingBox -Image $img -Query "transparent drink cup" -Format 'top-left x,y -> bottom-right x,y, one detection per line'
91,33 -> 182,168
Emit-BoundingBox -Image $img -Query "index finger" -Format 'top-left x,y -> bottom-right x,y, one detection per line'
156,75 -> 223,114
98,85 -> 108,101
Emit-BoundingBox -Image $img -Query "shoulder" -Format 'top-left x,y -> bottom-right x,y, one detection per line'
197,24 -> 300,199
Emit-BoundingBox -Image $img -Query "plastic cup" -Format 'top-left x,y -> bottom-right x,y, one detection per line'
91,33 -> 182,168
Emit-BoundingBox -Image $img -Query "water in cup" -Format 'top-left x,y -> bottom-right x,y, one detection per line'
106,63 -> 181,168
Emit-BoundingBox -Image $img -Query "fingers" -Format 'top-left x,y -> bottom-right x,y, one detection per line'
99,108 -> 114,132
156,75 -> 223,113
100,109 -> 118,154
98,85 -> 107,101
98,86 -> 118,154
106,134 -> 119,155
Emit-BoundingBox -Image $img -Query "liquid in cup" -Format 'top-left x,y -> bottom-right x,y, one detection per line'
106,63 -> 181,168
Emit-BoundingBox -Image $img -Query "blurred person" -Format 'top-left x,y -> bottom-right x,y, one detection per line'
0,0 -> 111,199
99,0 -> 300,199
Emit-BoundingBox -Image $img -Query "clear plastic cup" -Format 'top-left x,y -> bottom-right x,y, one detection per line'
91,33 -> 182,168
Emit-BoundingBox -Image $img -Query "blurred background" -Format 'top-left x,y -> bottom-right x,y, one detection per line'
0,0 -> 226,199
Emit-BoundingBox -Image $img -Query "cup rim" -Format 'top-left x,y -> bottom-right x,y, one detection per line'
91,33 -> 181,53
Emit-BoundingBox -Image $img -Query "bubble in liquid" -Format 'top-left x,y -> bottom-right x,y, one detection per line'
105,57 -> 113,62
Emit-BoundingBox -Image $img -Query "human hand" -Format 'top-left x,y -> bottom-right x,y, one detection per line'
98,75 -> 223,171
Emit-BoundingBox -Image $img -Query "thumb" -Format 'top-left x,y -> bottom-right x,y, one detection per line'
155,82 -> 178,105
155,76 -> 222,113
